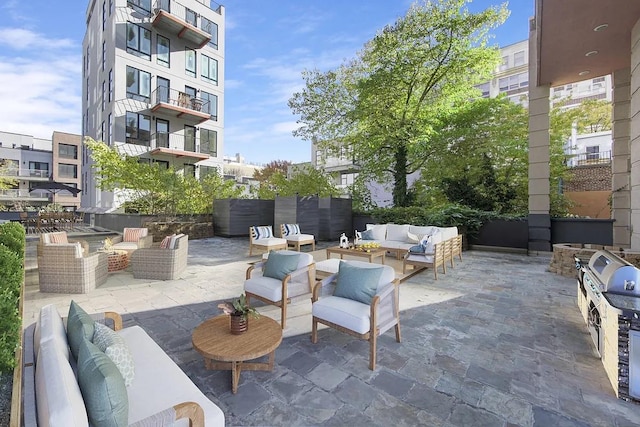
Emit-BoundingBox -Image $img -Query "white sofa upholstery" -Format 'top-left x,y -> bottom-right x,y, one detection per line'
22,304 -> 225,427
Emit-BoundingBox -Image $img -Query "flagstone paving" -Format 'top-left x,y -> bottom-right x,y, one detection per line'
23,236 -> 640,426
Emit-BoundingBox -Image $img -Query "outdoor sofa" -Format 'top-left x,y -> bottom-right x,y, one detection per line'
22,303 -> 225,426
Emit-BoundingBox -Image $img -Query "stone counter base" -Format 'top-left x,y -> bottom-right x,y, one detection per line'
549,243 -> 640,278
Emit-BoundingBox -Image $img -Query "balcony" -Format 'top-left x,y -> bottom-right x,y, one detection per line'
151,0 -> 212,48
148,133 -> 210,162
0,168 -> 50,180
151,87 -> 211,124
0,189 -> 48,202
567,150 -> 611,167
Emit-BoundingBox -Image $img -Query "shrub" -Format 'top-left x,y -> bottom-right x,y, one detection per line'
0,222 -> 25,374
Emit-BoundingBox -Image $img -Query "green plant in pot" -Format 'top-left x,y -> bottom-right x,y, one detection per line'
218,293 -> 259,334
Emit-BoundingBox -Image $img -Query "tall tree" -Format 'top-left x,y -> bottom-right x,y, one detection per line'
290,0 -> 508,206
252,160 -> 291,182
253,166 -> 338,199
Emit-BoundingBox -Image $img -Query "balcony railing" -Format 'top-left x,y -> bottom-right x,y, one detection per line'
151,0 -> 212,47
150,87 -> 211,124
148,133 -> 216,155
567,150 -> 611,167
0,189 -> 49,200
0,168 -> 50,179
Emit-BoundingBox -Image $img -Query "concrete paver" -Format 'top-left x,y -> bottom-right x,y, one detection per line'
23,236 -> 640,426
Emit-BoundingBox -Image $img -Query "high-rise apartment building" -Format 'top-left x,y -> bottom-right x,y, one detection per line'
82,0 -> 225,211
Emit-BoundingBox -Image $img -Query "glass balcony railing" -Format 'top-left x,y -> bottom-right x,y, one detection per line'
0,168 -> 50,179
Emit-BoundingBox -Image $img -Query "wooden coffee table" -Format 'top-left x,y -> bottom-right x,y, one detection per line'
325,246 -> 386,264
192,315 -> 282,394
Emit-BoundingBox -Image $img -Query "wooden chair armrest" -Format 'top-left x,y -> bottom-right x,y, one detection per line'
289,263 -> 315,280
312,273 -> 338,302
246,261 -> 266,279
175,401 -> 205,427
105,312 -> 123,331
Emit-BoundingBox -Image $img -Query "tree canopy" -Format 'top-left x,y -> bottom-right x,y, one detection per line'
252,165 -> 338,200
289,0 -> 509,207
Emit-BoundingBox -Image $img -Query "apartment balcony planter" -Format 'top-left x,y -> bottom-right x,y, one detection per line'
150,88 -> 212,124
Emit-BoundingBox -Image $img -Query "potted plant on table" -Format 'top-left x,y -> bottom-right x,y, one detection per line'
218,293 -> 259,335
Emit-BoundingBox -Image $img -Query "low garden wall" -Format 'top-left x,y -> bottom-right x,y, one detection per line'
143,221 -> 214,242
549,243 -> 640,278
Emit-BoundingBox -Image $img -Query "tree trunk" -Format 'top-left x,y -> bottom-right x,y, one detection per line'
392,144 -> 409,207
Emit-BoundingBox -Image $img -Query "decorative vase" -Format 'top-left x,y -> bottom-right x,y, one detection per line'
229,314 -> 248,335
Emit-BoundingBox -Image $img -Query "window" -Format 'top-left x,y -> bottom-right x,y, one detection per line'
477,82 -> 490,97
108,69 -> 113,102
185,48 -> 196,77
499,55 -> 509,71
58,164 -> 77,179
184,125 -> 196,151
125,111 -> 151,145
199,165 -> 218,180
157,35 -> 170,67
127,0 -> 151,15
156,119 -> 169,148
102,41 -> 106,70
200,129 -> 217,156
108,113 -> 113,145
184,163 -> 196,177
157,77 -> 170,103
201,17 -> 218,49
154,160 -> 169,170
59,144 -> 78,159
102,1 -> 106,31
201,55 -> 218,84
514,50 -> 526,67
109,0 -> 113,15
586,145 -> 599,160
86,77 -> 89,101
126,22 -> 151,60
86,46 -> 90,72
200,91 -> 217,120
593,76 -> 605,83
29,161 -> 48,178
339,146 -> 347,160
100,121 -> 105,142
102,81 -> 106,111
126,66 -> 151,101
499,72 -> 528,93
316,149 -> 324,164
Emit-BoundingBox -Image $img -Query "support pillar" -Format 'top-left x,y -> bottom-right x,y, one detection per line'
612,68 -> 631,247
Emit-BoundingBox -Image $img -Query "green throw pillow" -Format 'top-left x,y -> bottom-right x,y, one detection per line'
333,261 -> 383,305
263,252 -> 300,280
93,323 -> 136,387
67,300 -> 96,360
77,338 -> 129,427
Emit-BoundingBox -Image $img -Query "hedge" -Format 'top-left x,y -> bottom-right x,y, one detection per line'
0,222 -> 25,374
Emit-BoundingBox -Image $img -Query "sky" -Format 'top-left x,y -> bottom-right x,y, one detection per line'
0,0 -> 533,165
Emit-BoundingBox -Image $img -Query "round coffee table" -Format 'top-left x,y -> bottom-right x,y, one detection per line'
192,315 -> 282,394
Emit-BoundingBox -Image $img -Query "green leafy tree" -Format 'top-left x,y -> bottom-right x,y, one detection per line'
253,160 -> 291,182
290,0 -> 509,207
253,166 -> 338,199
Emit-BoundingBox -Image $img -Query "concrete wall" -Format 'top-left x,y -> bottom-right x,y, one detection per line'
631,19 -> 640,249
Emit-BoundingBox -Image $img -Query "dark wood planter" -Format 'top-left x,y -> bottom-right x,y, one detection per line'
213,199 -> 275,237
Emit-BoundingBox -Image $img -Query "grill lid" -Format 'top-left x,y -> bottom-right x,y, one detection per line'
588,250 -> 640,296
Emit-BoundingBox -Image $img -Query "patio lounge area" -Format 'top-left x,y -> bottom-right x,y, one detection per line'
22,236 -> 640,426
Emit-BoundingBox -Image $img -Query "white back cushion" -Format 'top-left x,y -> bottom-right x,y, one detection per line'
386,224 -> 410,241
365,224 -> 387,241
34,304 -> 69,361
36,340 -> 89,427
409,225 -> 437,240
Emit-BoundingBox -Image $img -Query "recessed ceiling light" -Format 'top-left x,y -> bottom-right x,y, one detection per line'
594,24 -> 609,32
579,70 -> 590,76
585,50 -> 598,57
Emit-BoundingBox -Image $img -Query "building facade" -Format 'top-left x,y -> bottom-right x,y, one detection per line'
0,131 -> 82,210
82,0 -> 225,211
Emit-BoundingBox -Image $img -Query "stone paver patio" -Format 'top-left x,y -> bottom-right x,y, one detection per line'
23,236 -> 640,426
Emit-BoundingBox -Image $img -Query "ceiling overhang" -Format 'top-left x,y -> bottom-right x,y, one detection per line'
536,0 -> 640,87
149,147 -> 210,162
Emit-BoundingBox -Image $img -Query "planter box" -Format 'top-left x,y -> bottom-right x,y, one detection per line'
318,197 -> 352,241
274,196 -> 319,238
550,218 -> 614,246
468,219 -> 528,249
213,199 -> 274,237
352,214 -> 375,235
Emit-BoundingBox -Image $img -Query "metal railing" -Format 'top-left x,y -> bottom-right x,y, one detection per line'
0,189 -> 49,199
568,150 -> 611,167
0,168 -> 50,178
150,133 -> 218,155
151,87 -> 211,116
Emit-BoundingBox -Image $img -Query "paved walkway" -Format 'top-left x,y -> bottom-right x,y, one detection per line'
23,237 -> 640,426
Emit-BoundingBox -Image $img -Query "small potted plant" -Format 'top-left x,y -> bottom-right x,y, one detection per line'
102,237 -> 113,252
218,293 -> 259,334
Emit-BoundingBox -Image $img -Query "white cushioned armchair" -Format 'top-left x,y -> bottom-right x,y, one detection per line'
111,227 -> 153,252
245,250 -> 315,329
249,225 -> 287,256
311,260 -> 401,370
279,223 -> 315,251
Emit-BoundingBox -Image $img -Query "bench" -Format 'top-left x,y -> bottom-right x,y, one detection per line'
22,303 -> 225,427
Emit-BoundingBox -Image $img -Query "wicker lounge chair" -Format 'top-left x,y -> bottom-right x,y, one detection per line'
131,234 -> 189,280
37,243 -> 108,293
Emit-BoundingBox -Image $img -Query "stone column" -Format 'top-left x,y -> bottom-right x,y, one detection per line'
631,20 -> 640,250
528,20 -> 551,252
612,68 -> 631,247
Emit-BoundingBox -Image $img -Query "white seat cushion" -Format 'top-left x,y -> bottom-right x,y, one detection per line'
315,259 -> 341,275
285,234 -> 314,242
118,326 -> 225,427
245,275 -> 285,302
253,237 -> 287,246
313,296 -> 370,334
111,242 -> 139,251
406,254 -> 435,264
383,241 -> 413,251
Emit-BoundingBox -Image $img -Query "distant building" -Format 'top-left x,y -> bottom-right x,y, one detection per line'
222,153 -> 262,196
81,0 -> 225,212
0,131 -> 82,210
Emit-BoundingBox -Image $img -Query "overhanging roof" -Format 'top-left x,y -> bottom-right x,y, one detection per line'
149,147 -> 210,162
536,0 -> 640,87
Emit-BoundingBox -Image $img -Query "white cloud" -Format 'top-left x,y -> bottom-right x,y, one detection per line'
271,121 -> 299,134
0,28 -> 75,50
